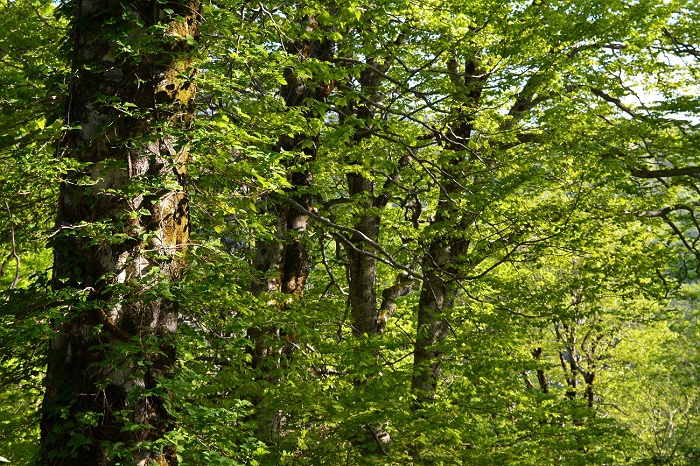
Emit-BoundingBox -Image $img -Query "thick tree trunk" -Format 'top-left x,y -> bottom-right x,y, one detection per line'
40,1 -> 198,464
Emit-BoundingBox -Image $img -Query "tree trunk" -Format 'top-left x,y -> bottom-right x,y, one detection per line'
411,232 -> 466,400
532,347 -> 549,394
249,17 -> 334,370
40,1 -> 198,464
346,176 -> 380,336
246,16 -> 334,447
411,56 -> 483,403
343,54 -> 402,337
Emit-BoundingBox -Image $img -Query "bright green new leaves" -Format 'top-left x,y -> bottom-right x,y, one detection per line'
3,0 -> 700,464
0,1 -> 69,462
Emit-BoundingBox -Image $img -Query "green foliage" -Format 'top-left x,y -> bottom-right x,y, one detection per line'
0,0 -> 67,445
3,0 -> 700,464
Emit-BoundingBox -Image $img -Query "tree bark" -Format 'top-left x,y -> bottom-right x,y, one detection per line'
531,347 -> 549,394
40,1 -> 198,464
249,16 -> 334,372
346,173 -> 380,336
342,49 -> 405,337
411,56 -> 484,403
342,58 -> 389,336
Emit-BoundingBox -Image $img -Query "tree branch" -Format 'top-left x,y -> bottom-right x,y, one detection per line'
589,87 -> 646,120
630,167 -> 700,179
639,202 -> 700,218
284,198 -> 423,280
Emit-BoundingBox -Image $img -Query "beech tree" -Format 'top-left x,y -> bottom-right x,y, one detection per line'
38,0 -> 198,464
2,0 -> 700,464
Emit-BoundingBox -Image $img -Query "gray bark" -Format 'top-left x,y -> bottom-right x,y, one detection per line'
343,55 -> 395,336
411,56 -> 484,403
346,173 -> 380,336
249,21 -> 334,370
40,1 -> 198,464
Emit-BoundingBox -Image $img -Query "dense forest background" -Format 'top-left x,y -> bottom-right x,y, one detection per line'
1,0 -> 700,464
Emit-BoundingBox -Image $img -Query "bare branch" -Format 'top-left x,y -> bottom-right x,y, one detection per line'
285,198 -> 423,280
589,87 -> 644,119
631,167 -> 700,179
640,202 -> 700,218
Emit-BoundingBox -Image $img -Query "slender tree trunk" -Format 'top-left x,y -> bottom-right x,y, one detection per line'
343,51 -> 405,337
339,52 -> 416,455
249,16 -> 334,370
40,1 -> 198,464
411,57 -> 483,403
345,177 -> 380,336
411,234 -> 466,399
247,16 -> 334,447
343,60 -> 384,336
532,347 -> 549,394
584,372 -> 595,409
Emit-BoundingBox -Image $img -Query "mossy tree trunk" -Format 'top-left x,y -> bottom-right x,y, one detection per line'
40,1 -> 198,464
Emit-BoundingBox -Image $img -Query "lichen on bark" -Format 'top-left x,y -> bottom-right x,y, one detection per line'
40,1 -> 199,464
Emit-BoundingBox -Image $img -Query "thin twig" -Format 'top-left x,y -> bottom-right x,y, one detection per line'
285,198 -> 423,280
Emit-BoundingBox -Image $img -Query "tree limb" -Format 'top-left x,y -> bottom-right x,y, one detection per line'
285,198 -> 423,280
630,167 -> 700,179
